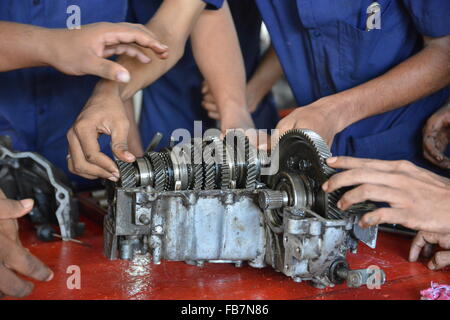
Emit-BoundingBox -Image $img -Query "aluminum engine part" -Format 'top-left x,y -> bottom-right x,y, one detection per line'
105,129 -> 384,288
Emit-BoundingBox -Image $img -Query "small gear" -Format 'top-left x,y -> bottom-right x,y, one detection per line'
202,140 -> 217,190
245,143 -> 258,190
160,151 -> 173,191
191,139 -> 204,190
221,138 -> 232,189
148,152 -> 165,192
116,160 -> 137,188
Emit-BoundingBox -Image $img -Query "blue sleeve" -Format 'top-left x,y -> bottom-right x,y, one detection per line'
203,0 -> 224,10
402,0 -> 450,37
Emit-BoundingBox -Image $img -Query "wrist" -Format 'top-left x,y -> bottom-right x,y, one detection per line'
36,28 -> 61,67
315,94 -> 358,132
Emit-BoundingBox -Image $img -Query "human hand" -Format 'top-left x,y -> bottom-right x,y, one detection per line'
322,156 -> 450,234
0,189 -> 53,298
201,82 -> 259,120
423,101 -> 450,169
409,231 -> 450,270
47,22 -> 169,82
275,97 -> 345,146
67,81 -> 134,181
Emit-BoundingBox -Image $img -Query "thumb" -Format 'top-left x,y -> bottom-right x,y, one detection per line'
111,123 -> 135,163
89,58 -> 131,83
0,198 -> 34,220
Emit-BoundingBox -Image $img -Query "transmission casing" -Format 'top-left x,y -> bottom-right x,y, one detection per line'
104,130 -> 385,288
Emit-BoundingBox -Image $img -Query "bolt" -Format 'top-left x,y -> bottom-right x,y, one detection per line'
139,215 -> 151,225
153,225 -> 163,234
293,277 -> 302,283
284,236 -> 288,243
295,247 -> 301,253
285,264 -> 289,270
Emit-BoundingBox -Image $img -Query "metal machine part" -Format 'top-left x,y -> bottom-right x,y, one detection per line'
0,136 -> 83,240
105,129 -> 384,288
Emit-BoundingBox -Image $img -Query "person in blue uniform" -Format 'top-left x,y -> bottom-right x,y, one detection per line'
124,0 -> 279,152
253,0 -> 450,177
0,0 -> 167,191
67,1 -> 257,181
0,0 -> 231,299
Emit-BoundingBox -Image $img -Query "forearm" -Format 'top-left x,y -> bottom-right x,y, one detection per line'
0,22 -> 53,71
123,98 -> 144,157
330,35 -> 450,132
190,1 -> 250,127
116,0 -> 205,100
246,45 -> 283,111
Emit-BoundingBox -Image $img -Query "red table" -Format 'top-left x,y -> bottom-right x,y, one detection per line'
10,206 -> 449,300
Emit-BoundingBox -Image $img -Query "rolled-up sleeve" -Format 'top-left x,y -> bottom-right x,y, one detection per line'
203,0 -> 224,10
402,0 -> 450,37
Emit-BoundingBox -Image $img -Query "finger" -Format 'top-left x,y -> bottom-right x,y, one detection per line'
73,122 -> 122,175
201,82 -> 209,94
359,207 -> 409,228
208,112 -> 220,120
202,93 -> 215,104
0,198 -> 34,220
323,168 -> 410,193
87,57 -> 131,83
337,184 -> 405,211
409,232 -> 436,262
202,101 -> 219,112
103,44 -> 151,64
67,129 -> 118,180
0,265 -> 33,298
67,157 -> 98,180
423,135 -> 444,162
106,24 -> 169,55
428,251 -> 450,270
110,122 -> 135,163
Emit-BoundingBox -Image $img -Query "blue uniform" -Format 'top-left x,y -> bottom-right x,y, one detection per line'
254,0 -> 450,176
129,0 -> 279,150
0,0 -> 225,190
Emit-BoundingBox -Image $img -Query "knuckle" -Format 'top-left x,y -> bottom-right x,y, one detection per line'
13,282 -> 33,298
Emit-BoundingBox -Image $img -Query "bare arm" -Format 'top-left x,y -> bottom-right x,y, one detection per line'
67,0 -> 209,180
246,45 -> 283,112
0,21 -> 168,81
190,1 -> 254,131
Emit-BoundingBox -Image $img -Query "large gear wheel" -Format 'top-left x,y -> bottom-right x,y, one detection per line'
268,129 -> 339,218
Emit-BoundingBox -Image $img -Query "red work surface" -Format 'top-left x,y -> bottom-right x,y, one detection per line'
10,205 -> 449,300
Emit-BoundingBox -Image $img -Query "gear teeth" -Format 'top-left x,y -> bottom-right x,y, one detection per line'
221,135 -> 232,189
117,160 -> 137,188
203,141 -> 216,190
160,152 -> 172,191
191,140 -> 204,190
245,140 -> 258,190
273,129 -> 340,219
148,152 -> 165,192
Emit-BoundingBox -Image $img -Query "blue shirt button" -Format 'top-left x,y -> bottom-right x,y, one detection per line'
313,30 -> 322,38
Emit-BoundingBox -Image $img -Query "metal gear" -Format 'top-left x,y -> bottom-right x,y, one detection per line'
116,160 -> 137,188
191,139 -> 204,190
268,129 -> 339,218
202,139 -> 219,190
148,151 -> 165,192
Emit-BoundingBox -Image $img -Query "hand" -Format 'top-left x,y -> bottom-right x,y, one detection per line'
67,82 -> 134,181
322,156 -> 450,233
423,101 -> 450,169
201,82 -> 259,120
0,189 -> 53,298
275,97 -> 344,146
409,231 -> 450,270
47,22 -> 169,82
